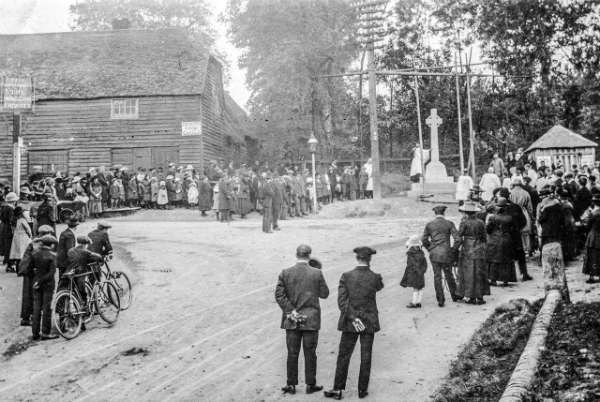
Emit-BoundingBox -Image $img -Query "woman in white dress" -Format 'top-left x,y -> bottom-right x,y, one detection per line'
364,158 -> 373,198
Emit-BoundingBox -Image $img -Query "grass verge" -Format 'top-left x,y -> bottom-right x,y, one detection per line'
432,298 -> 543,402
526,302 -> 600,402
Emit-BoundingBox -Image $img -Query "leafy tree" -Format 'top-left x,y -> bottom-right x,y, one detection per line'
227,0 -> 362,162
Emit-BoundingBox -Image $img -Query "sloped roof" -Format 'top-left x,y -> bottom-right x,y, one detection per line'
224,92 -> 255,142
0,28 -> 212,99
526,125 -> 597,152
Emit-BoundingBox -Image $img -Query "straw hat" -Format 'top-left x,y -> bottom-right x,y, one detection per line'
5,192 -> 18,202
459,202 -> 481,213
405,235 -> 422,247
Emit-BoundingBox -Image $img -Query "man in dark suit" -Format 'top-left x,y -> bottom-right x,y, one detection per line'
56,217 -> 79,277
275,244 -> 330,395
421,205 -> 462,307
258,173 -> 274,233
271,173 -> 285,231
217,172 -> 232,223
325,247 -> 384,400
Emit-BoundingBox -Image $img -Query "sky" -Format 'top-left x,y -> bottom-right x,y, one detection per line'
0,0 -> 251,108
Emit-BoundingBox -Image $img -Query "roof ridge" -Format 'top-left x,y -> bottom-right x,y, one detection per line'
0,27 -> 188,37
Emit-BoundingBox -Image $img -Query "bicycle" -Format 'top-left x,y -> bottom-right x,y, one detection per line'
95,258 -> 133,310
52,269 -> 121,340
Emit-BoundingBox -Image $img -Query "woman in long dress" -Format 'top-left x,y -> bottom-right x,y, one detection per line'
455,202 -> 490,305
410,144 -> 422,183
559,190 -> 577,261
583,194 -> 600,283
10,206 -> 32,273
486,197 -> 518,286
364,158 -> 373,198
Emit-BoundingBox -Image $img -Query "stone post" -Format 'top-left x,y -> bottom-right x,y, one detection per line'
541,243 -> 570,303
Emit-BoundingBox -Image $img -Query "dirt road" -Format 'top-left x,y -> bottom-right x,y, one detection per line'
0,208 -> 548,401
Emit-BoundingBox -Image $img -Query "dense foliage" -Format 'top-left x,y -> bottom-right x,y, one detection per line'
229,0 -> 599,168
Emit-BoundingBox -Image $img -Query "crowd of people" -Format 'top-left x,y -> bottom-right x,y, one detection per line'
0,158 -> 377,239
449,149 -> 600,307
0,211 -> 113,341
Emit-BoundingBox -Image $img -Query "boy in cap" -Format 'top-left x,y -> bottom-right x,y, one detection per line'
88,222 -> 113,258
275,244 -> 329,395
66,235 -> 104,326
421,205 -> 462,307
31,234 -> 60,340
18,225 -> 55,327
325,246 -> 383,400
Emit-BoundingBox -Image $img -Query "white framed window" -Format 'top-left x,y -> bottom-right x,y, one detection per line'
111,98 -> 139,119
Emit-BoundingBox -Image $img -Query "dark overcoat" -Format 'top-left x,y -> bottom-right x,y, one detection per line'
400,248 -> 427,289
198,181 -> 212,211
88,229 -> 113,256
583,209 -> 600,276
337,266 -> 384,333
275,262 -> 330,330
485,212 -> 515,263
258,182 -> 274,208
538,199 -> 565,239
56,228 -> 76,270
217,179 -> 232,210
421,216 -> 462,263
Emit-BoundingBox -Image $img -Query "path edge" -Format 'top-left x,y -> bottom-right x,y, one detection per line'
498,289 -> 562,402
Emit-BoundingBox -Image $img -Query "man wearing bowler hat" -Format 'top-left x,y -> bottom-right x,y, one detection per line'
275,244 -> 330,395
325,246 -> 384,400
421,205 -> 462,307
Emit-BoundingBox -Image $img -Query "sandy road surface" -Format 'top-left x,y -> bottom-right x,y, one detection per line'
0,209 -> 549,402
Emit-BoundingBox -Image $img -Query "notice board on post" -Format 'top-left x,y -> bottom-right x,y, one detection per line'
1,77 -> 34,111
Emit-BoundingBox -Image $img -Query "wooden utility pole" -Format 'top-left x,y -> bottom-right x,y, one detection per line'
465,50 -> 477,180
354,0 -> 388,199
454,53 -> 465,173
367,43 -> 381,198
414,76 -> 426,193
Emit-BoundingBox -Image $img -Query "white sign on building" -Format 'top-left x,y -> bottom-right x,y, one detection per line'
181,121 -> 202,136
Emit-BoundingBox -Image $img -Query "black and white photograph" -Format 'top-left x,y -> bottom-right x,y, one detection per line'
0,0 -> 599,401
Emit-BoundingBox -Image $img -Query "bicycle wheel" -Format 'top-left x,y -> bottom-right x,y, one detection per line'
94,281 -> 120,324
82,281 -> 95,324
52,292 -> 82,340
58,208 -> 74,224
110,271 -> 133,310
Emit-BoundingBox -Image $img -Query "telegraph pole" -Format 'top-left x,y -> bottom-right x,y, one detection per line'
354,0 -> 388,199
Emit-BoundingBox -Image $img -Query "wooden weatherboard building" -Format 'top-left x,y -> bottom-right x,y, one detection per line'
525,125 -> 597,171
0,28 -> 252,181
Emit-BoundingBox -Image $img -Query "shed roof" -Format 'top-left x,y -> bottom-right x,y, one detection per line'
0,28 -> 213,100
526,125 -> 597,152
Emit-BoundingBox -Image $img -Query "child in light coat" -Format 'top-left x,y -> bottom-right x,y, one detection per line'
400,235 -> 428,308
187,182 -> 199,207
157,181 -> 169,210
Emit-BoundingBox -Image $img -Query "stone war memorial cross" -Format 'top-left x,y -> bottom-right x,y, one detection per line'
423,109 -> 454,189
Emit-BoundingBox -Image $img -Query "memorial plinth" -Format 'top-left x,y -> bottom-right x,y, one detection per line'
408,109 -> 456,196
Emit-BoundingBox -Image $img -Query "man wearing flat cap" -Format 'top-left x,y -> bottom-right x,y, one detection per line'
275,244 -> 330,395
325,246 -> 384,400
421,205 -> 462,307
88,222 -> 113,258
56,217 -> 79,278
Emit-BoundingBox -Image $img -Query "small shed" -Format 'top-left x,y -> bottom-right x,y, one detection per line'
525,125 -> 597,171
